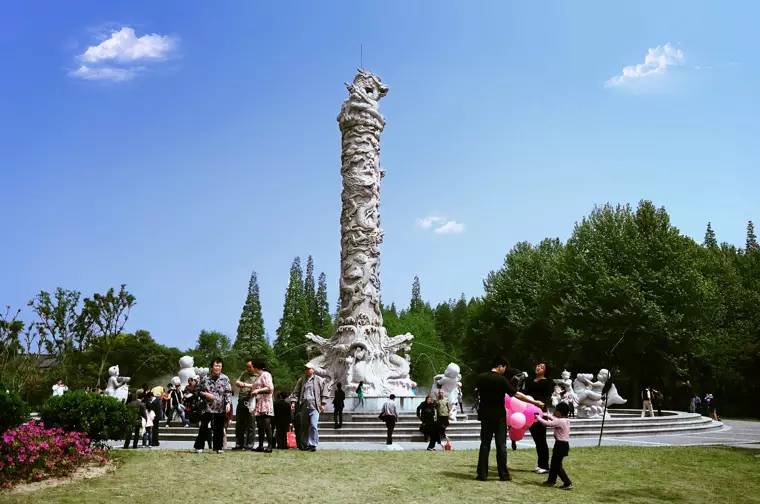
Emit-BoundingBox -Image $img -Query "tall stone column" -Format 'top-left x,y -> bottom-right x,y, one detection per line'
305,70 -> 415,397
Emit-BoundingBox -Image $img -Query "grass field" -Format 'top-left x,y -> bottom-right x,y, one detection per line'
2,445 -> 759,504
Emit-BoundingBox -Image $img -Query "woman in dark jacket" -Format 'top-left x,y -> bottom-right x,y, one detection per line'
416,395 -> 438,451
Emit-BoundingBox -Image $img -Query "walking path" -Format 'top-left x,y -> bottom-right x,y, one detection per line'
112,419 -> 760,451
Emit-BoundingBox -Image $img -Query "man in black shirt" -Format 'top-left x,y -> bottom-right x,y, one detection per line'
524,361 -> 552,473
475,356 -> 542,481
333,382 -> 346,429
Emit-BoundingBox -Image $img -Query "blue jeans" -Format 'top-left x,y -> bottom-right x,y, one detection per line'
305,407 -> 320,448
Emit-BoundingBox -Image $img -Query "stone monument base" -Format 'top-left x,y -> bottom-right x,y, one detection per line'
324,395 -> 425,413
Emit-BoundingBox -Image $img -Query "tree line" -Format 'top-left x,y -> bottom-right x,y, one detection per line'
2,201 -> 758,416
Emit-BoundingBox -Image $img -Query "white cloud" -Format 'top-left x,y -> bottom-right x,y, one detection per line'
69,65 -> 138,82
69,26 -> 177,82
416,216 -> 444,229
605,43 -> 684,88
80,27 -> 176,63
433,221 -> 465,235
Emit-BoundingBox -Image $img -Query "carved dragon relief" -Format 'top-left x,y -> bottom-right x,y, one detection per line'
305,70 -> 415,397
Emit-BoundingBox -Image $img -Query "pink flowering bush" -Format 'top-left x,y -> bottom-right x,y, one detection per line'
0,421 -> 108,488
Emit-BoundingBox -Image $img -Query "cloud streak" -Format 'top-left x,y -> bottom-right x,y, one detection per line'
70,27 -> 177,82
606,43 -> 684,89
416,215 -> 465,235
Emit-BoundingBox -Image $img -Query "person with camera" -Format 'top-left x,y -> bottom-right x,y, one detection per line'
233,359 -> 258,450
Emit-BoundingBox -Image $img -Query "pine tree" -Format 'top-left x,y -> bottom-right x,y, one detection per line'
703,222 -> 718,248
746,220 -> 758,252
410,275 -> 424,312
315,272 -> 332,336
304,255 -> 319,330
274,257 -> 310,368
233,271 -> 271,361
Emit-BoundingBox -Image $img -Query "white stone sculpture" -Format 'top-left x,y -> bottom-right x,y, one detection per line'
431,363 -> 463,422
572,368 -> 627,419
105,365 -> 130,402
305,70 -> 416,398
554,369 -> 572,392
178,355 -> 196,389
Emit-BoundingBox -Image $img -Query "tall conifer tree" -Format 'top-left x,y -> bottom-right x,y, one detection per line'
703,222 -> 718,248
274,257 -> 310,368
304,255 -> 319,330
410,275 -> 424,312
315,272 -> 332,336
746,220 -> 758,251
233,271 -> 271,360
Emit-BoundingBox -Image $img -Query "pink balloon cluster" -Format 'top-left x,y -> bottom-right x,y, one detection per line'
504,394 -> 542,441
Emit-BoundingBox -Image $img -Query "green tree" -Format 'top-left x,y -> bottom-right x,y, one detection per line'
746,220 -> 758,252
191,330 -> 232,368
80,285 -> 136,388
28,288 -> 87,358
233,271 -> 272,361
315,272 -> 333,336
304,256 -> 318,330
410,276 -> 424,313
274,257 -> 310,369
704,222 -> 718,248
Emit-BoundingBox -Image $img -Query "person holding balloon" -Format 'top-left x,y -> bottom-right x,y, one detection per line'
474,356 -> 543,482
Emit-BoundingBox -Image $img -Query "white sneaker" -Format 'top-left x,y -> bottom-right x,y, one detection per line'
195,449 -> 203,454
536,468 -> 549,474
216,450 -> 224,454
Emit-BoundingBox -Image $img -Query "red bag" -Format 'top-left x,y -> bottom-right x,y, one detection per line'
287,424 -> 297,449
443,440 -> 453,451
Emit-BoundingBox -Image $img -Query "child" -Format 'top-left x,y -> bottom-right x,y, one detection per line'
536,401 -> 573,490
143,408 -> 155,447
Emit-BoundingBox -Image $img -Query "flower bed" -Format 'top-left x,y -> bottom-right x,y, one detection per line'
0,421 -> 108,488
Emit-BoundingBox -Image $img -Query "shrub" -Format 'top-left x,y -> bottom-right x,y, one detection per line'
0,421 -> 107,488
0,389 -> 30,434
40,391 -> 135,442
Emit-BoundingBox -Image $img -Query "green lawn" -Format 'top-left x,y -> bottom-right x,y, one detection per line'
3,446 -> 759,504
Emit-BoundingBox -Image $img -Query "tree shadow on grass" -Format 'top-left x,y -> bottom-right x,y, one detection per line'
440,471 -> 476,481
599,487 -> 685,503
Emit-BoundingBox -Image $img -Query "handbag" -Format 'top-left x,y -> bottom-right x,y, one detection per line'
444,440 -> 453,451
286,424 -> 297,449
247,395 -> 257,414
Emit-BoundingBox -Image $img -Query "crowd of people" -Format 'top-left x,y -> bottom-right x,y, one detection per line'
114,353 -> 731,491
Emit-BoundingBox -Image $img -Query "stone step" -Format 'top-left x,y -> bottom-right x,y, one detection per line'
158,417 -> 722,442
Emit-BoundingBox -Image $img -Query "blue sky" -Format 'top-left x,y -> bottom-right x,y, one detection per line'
2,1 -> 758,351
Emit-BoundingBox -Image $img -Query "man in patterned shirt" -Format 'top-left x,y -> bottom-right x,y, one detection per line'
194,357 -> 232,453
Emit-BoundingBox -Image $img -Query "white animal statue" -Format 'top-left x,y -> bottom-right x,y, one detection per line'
431,363 -> 463,422
105,365 -> 130,402
178,355 -> 196,389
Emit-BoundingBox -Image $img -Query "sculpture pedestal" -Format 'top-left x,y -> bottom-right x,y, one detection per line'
325,395 -> 425,413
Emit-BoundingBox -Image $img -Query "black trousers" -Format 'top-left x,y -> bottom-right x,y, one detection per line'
235,401 -> 256,449
477,417 -> 508,480
274,421 -> 289,449
256,415 -> 273,450
547,440 -> 571,486
529,420 -> 549,469
150,418 -> 160,446
123,423 -> 140,449
424,422 -> 439,449
384,417 -> 396,444
334,406 -> 344,428
194,412 -> 226,451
